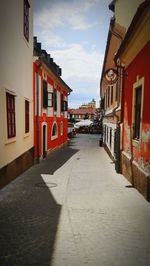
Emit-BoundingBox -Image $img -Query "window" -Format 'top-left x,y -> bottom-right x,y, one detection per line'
43,80 -> 48,108
107,87 -> 110,107
24,0 -> 30,42
64,101 -> 68,111
48,92 -> 53,107
6,93 -> 16,138
61,94 -> 64,112
61,93 -> 68,112
111,86 -> 113,104
116,80 -> 119,101
133,86 -> 142,140
106,126 -> 108,143
25,100 -> 29,133
60,122 -> 63,136
52,122 -> 58,139
54,89 -> 57,111
105,91 -> 107,109
109,128 -> 112,147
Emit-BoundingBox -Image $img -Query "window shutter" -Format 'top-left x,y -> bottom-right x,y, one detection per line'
43,81 -> 48,108
54,89 -> 57,111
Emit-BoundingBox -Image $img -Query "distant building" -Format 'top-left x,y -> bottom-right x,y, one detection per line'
68,107 -> 95,122
33,37 -> 72,161
0,0 -> 34,188
80,99 -> 96,109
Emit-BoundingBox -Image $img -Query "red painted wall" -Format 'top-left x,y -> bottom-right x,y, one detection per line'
123,41 -> 150,167
33,62 -> 69,160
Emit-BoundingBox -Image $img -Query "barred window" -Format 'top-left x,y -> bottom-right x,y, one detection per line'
24,0 -> 30,42
6,93 -> 16,138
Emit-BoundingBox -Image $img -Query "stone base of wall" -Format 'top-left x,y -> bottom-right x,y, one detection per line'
103,143 -> 114,162
121,152 -> 150,201
0,147 -> 34,189
121,152 -> 133,183
34,141 -> 68,164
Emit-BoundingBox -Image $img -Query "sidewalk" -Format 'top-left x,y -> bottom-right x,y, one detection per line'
0,134 -> 150,266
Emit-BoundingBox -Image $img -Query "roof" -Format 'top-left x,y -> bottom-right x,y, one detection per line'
68,107 -> 96,115
108,0 -> 116,12
100,17 -> 115,92
114,0 -> 150,61
34,37 -> 72,93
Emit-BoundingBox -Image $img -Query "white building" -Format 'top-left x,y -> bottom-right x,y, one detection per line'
0,0 -> 33,187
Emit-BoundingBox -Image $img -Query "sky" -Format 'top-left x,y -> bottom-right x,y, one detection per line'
33,0 -> 112,108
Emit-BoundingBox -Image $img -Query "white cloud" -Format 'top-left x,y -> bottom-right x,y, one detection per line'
33,0 -> 108,108
50,43 -> 104,82
34,0 -> 99,32
49,44 -> 103,108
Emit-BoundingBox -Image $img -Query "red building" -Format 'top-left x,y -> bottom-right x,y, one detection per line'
68,107 -> 96,122
33,37 -> 72,162
115,1 -> 150,200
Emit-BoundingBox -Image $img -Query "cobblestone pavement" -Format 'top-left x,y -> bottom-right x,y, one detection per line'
0,134 -> 150,266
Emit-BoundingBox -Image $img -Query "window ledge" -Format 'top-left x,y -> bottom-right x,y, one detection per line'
132,139 -> 139,147
5,137 -> 16,145
24,132 -> 30,138
51,135 -> 58,140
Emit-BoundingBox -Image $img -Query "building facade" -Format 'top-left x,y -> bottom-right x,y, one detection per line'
68,107 -> 96,122
33,37 -> 72,162
100,16 -> 125,165
0,0 -> 34,187
100,0 -> 145,166
115,0 -> 150,200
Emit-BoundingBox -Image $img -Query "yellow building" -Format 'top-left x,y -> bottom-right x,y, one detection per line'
0,0 -> 33,187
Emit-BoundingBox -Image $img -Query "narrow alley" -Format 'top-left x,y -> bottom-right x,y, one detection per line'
0,134 -> 150,266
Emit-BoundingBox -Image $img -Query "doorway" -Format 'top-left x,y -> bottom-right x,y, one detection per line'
42,125 -> 47,159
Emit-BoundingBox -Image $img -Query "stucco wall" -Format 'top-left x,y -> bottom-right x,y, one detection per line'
115,0 -> 144,30
123,42 -> 150,174
0,0 -> 33,168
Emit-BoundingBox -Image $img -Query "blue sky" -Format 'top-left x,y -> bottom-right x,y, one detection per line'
33,0 -> 112,108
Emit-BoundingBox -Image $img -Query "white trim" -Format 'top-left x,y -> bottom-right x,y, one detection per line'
122,150 -> 132,161
4,89 -> 17,144
24,98 -> 30,138
60,121 -> 63,136
103,121 -> 117,130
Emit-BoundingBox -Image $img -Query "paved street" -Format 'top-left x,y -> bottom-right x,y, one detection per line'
0,134 -> 150,266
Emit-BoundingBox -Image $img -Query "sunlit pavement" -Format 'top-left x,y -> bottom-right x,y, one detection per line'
0,134 -> 150,266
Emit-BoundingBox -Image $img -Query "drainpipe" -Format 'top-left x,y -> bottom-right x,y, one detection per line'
113,63 -> 124,173
36,59 -> 42,163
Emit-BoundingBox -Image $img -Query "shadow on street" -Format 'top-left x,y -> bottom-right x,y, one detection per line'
0,145 -> 79,265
